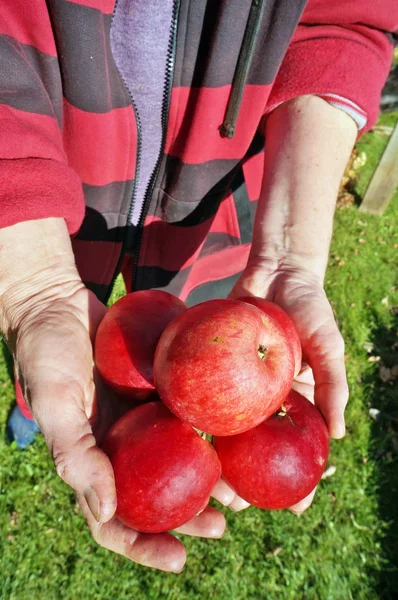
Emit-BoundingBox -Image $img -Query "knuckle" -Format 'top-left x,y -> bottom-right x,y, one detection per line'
53,450 -> 74,482
123,532 -> 138,555
91,522 -> 105,546
52,431 -> 96,486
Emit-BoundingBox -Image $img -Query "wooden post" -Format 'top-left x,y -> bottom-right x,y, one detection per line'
359,122 -> 398,216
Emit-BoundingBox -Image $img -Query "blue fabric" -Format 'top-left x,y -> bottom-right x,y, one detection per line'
6,405 -> 40,449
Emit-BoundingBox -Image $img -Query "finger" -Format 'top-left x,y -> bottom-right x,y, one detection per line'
17,312 -> 117,523
292,364 -> 315,403
289,487 -> 317,514
229,496 -> 251,512
79,497 -> 186,572
43,388 -> 117,523
211,478 -> 236,506
174,506 -> 226,538
26,376 -> 117,523
211,479 -> 251,512
304,320 -> 348,439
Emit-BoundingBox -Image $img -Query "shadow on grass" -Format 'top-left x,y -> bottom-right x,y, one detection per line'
366,315 -> 398,598
1,338 -> 14,382
1,339 -> 19,444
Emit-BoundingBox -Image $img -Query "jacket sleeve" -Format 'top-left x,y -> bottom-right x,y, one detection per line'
266,0 -> 398,133
0,2 -> 85,235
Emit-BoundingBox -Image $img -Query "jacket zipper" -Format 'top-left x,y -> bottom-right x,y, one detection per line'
106,0 -> 143,303
130,0 -> 180,292
108,0 -> 179,300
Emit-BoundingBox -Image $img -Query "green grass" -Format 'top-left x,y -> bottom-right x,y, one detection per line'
1,113 -> 397,600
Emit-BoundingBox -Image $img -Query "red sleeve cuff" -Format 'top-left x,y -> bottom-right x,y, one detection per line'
0,158 -> 85,236
266,35 -> 394,134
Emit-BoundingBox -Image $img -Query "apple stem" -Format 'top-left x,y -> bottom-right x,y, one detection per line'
258,344 -> 268,361
194,427 -> 210,441
277,405 -> 287,417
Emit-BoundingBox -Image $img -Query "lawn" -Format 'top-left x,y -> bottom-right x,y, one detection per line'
1,112 -> 397,600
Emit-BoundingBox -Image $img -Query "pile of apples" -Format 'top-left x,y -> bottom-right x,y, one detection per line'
95,291 -> 329,534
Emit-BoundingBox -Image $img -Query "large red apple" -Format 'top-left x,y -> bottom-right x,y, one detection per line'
103,402 -> 221,533
213,390 -> 329,509
237,297 -> 302,376
154,299 -> 295,436
95,290 -> 186,402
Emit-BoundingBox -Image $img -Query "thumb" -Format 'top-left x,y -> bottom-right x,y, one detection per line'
33,378 -> 117,523
303,320 -> 348,439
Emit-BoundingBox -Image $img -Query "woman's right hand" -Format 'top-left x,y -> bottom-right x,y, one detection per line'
0,218 -> 232,572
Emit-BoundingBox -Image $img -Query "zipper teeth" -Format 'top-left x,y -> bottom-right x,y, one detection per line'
106,0 -> 143,302
131,0 -> 180,292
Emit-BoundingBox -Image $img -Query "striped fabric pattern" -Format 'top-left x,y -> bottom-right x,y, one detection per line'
1,0 -> 396,303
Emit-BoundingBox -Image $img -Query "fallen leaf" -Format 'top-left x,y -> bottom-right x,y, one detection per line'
369,408 -> 381,421
321,465 -> 337,480
367,355 -> 381,363
352,152 -> 367,169
363,342 -> 374,353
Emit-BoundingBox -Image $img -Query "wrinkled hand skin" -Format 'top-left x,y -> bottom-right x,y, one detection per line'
5,281 -> 253,572
229,256 -> 349,514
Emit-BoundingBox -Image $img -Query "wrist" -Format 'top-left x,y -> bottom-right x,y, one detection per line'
234,252 -> 326,305
0,218 -> 83,341
249,245 -> 328,283
252,94 -> 357,288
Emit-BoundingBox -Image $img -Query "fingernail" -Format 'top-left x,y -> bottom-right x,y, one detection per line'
83,487 -> 101,521
229,499 -> 250,512
210,530 -> 225,539
98,496 -> 117,522
173,567 -> 185,574
333,422 -> 346,439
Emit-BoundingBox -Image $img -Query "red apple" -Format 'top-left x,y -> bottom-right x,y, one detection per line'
237,297 -> 302,376
213,390 -> 330,510
95,290 -> 186,402
154,299 -> 295,436
103,402 -> 221,533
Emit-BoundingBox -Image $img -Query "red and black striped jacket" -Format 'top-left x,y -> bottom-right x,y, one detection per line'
1,0 -> 396,304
